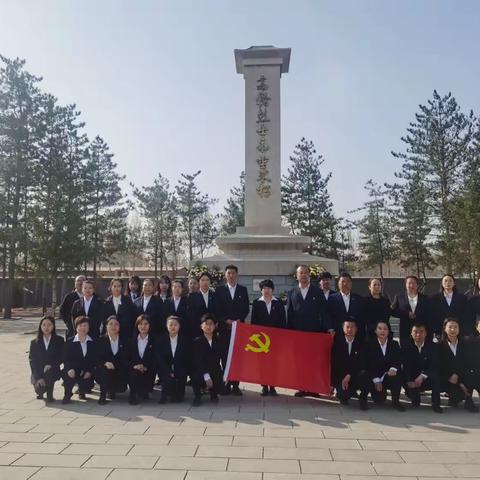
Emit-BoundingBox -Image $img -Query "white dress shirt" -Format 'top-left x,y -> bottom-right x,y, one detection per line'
259,296 -> 277,314
341,292 -> 351,312
109,336 -> 119,355
137,335 -> 149,359
299,284 -> 310,300
73,334 -> 92,357
379,339 -> 388,356
143,295 -> 152,312
345,336 -> 354,355
112,296 -> 121,314
408,294 -> 418,312
323,290 -> 330,301
201,290 -> 209,308
203,338 -> 213,382
448,340 -> 458,356
444,292 -> 453,307
83,296 -> 93,316
170,335 -> 178,357
43,336 -> 51,350
373,339 -> 396,383
228,284 -> 237,300
173,297 -> 181,312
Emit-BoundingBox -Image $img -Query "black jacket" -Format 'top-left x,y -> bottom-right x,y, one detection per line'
128,334 -> 156,371
287,285 -> 329,332
430,291 -> 474,336
401,340 -> 439,382
366,338 -> 402,381
327,291 -> 365,335
363,295 -> 392,333
59,290 -> 82,332
94,335 -> 129,371
29,335 -> 64,381
192,334 -> 224,380
133,296 -> 163,336
64,337 -> 96,373
331,335 -> 366,385
163,297 -> 189,335
71,296 -> 104,338
251,298 -> 286,329
438,338 -> 470,380
102,295 -> 136,338
215,284 -> 249,332
155,333 -> 191,381
188,290 -> 216,338
391,292 -> 430,340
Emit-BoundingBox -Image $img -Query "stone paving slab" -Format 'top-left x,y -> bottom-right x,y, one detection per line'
1,319 -> 480,478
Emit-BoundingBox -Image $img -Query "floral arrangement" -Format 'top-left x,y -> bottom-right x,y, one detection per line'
291,264 -> 326,282
187,263 -> 224,288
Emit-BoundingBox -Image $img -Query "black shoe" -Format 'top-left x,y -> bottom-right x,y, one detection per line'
210,394 -> 219,404
232,386 -> 243,396
62,396 -> 71,404
411,400 -> 421,408
78,392 -> 86,400
192,396 -> 202,407
339,398 -> 349,405
107,392 -> 116,400
98,396 -> 107,405
46,395 -> 55,403
129,395 -> 139,405
269,387 -> 278,396
260,386 -> 269,396
393,402 -> 406,412
359,399 -> 369,411
432,405 -> 444,413
465,397 -> 479,413
158,396 -> 167,405
448,398 -> 458,407
220,384 -> 231,396
36,394 -> 44,400
294,391 -> 306,397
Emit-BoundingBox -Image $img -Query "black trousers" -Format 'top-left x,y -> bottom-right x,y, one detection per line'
441,371 -> 475,404
193,369 -> 224,398
33,367 -> 61,396
95,366 -> 128,395
128,369 -> 155,397
404,373 -> 441,407
334,370 -> 370,402
161,373 -> 187,400
370,374 -> 402,404
62,369 -> 95,397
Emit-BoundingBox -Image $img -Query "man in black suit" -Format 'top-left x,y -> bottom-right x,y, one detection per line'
327,272 -> 365,337
188,272 -> 216,340
215,264 -> 249,396
319,271 -> 335,302
331,318 -> 369,410
391,275 -> 430,345
402,323 -> 443,413
71,279 -> 104,338
59,275 -> 85,338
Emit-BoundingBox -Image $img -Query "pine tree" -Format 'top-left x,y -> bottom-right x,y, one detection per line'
282,138 -> 341,258
221,171 -> 245,234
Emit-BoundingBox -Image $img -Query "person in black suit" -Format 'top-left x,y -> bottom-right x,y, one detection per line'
71,279 -> 104,338
402,323 -> 443,413
430,274 -> 474,338
188,276 -> 199,295
319,271 -> 335,302
62,316 -> 96,404
438,317 -> 478,412
128,314 -> 156,405
328,272 -> 365,337
29,316 -> 64,403
133,278 -> 163,336
192,313 -> 225,406
215,264 -> 249,396
391,275 -> 430,345
331,318 -> 369,410
188,272 -> 216,340
366,321 -> 405,411
163,279 -> 189,336
251,279 -> 287,396
103,278 -> 135,338
364,278 -> 392,340
156,274 -> 172,304
126,275 -> 142,303
95,316 -> 129,405
156,315 -> 191,404
59,275 -> 85,338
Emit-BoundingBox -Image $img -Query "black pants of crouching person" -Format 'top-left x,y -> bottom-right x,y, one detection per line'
404,373 -> 441,408
160,374 -> 187,402
62,370 -> 95,398
334,370 -> 370,406
370,374 -> 403,405
128,369 -> 155,401
33,367 -> 62,399
96,366 -> 128,399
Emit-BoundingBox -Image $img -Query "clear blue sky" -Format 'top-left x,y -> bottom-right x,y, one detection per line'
1,0 -> 479,218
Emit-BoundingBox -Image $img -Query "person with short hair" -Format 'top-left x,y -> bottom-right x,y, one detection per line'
95,316 -> 129,405
331,318 -> 369,410
192,313 -> 225,406
128,314 -> 156,405
59,275 -> 85,338
188,276 -> 199,295
363,278 -> 392,340
156,315 -> 190,404
103,278 -> 135,338
251,279 -> 287,396
71,279 -> 104,338
366,321 -> 405,412
319,271 -> 335,301
62,316 -> 96,404
402,323 -> 443,413
163,279 -> 189,335
29,316 -> 64,403
188,272 -> 216,340
133,278 -> 163,336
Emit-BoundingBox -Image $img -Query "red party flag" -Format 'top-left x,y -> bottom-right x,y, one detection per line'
224,322 -> 333,394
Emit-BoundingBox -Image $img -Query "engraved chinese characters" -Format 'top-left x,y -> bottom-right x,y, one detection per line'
256,75 -> 272,199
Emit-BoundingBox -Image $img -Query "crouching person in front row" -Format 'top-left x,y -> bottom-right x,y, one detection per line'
192,313 -> 225,406
95,316 -> 129,405
331,318 -> 369,410
156,315 -> 191,404
128,314 -> 156,405
62,316 -> 96,404
402,323 -> 443,413
29,316 -> 64,403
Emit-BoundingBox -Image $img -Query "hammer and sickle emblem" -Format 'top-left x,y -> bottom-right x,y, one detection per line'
245,332 -> 271,353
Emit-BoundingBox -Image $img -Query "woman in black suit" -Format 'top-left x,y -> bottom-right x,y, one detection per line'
251,279 -> 286,396
366,321 -> 405,411
438,317 -> 478,412
29,316 -> 64,402
62,316 -> 96,404
103,278 -> 135,337
363,278 -> 392,340
126,275 -> 142,303
95,316 -> 129,405
430,274 -> 474,338
156,275 -> 172,303
128,314 -> 156,405
71,279 -> 104,338
156,315 -> 191,404
134,278 -> 163,336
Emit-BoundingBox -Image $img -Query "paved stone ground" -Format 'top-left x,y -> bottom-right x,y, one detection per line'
1,316 -> 480,479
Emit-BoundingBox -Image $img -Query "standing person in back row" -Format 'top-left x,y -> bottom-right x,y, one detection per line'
59,275 -> 85,338
287,265 -> 330,397
71,279 -> 104,338
215,265 -> 249,396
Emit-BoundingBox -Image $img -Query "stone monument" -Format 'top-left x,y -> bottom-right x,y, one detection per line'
201,46 -> 339,295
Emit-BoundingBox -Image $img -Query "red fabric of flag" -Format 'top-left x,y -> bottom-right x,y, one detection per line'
224,321 -> 333,394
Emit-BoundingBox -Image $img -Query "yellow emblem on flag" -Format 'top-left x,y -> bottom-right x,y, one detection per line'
245,332 -> 271,353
